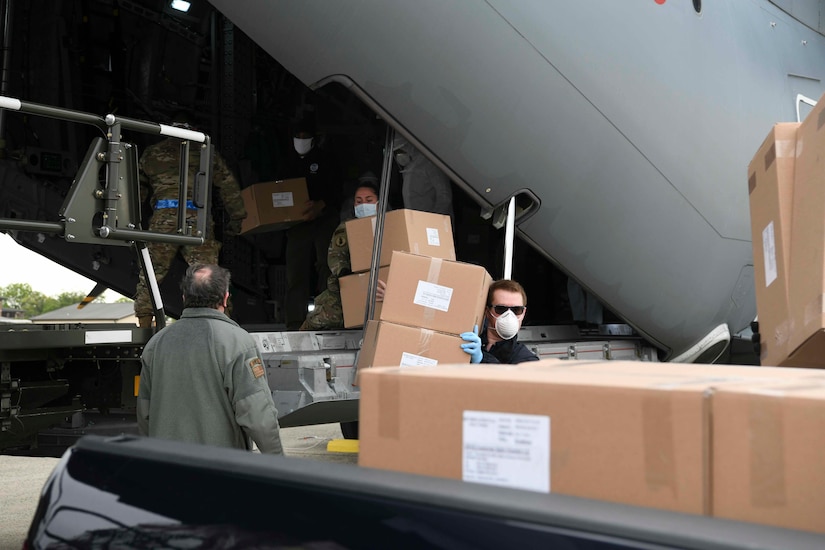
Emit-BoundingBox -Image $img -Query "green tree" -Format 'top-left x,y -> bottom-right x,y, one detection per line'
0,283 -> 35,311
0,284 -> 89,318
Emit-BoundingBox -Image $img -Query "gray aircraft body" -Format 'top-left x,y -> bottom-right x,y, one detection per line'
209,0 -> 825,361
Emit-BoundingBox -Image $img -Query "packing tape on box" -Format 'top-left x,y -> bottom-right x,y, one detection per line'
775,138 -> 796,159
764,142 -> 777,172
701,389 -> 712,516
772,318 -> 791,351
748,392 -> 786,507
423,258 -> 443,324
642,392 -> 677,495
803,294 -> 825,327
426,257 -> 442,283
378,374 -> 401,440
750,139 -> 795,194
417,328 -> 433,354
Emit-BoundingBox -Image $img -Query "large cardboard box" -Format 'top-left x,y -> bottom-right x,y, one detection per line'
786,92 -> 825,365
747,123 -> 799,366
339,267 -> 388,328
346,209 -> 455,273
356,320 -> 469,371
359,360 -> 825,520
358,362 -> 713,514
240,178 -> 309,235
380,251 -> 491,336
712,379 -> 825,534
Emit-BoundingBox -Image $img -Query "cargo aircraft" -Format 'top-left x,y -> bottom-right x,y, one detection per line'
3,1 -> 824,362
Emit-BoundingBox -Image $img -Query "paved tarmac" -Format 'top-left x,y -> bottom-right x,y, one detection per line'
0,423 -> 356,549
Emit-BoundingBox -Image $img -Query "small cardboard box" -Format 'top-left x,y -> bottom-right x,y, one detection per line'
346,209 -> 455,273
358,362 -> 712,515
339,267 -> 388,328
747,123 -> 799,366
356,320 -> 469,371
379,251 -> 491,336
240,178 -> 309,235
786,92 -> 825,365
712,379 -> 825,534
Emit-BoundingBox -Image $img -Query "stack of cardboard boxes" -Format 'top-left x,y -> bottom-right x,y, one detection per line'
352,99 -> 825,536
358,360 -> 825,534
748,92 -> 825,367
344,209 -> 492,368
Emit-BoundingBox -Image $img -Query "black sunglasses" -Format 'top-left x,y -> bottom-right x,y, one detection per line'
490,305 -> 526,315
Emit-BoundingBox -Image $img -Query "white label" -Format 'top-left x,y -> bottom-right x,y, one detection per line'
762,221 -> 777,287
85,330 -> 133,345
400,352 -> 438,367
426,227 -> 441,246
462,410 -> 550,493
271,192 -> 294,208
413,281 -> 453,312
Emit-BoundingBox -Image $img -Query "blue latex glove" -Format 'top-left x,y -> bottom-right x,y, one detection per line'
460,325 -> 483,363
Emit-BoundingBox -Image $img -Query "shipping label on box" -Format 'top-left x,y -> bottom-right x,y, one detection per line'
379,251 -> 491,336
463,410 -> 551,493
270,192 -> 295,208
346,209 -> 456,273
240,177 -> 309,235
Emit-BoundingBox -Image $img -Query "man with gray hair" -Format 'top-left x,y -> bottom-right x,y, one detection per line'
137,264 -> 283,454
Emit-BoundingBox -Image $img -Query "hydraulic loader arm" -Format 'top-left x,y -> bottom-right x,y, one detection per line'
0,95 -> 211,248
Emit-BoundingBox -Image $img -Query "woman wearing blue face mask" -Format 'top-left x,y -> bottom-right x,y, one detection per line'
299,180 -> 387,330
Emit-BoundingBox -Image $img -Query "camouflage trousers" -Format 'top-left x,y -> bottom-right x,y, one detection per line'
133,211 -> 221,317
284,212 -> 339,330
299,288 -> 344,330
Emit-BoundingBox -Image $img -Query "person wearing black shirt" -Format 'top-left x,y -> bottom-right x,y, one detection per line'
282,119 -> 343,329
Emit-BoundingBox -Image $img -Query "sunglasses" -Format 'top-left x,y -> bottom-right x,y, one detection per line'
490,305 -> 526,315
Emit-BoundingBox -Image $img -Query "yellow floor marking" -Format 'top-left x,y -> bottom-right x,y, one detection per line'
327,439 -> 359,453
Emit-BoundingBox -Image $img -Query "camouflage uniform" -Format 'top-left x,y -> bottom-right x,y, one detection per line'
134,138 -> 246,319
299,222 -> 351,330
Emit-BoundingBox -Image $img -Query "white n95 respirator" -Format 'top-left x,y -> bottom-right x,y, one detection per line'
494,310 -> 520,340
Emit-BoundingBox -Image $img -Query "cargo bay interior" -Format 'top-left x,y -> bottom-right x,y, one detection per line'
0,1 -> 614,333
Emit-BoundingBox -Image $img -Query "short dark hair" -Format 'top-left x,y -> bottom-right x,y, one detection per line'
486,279 -> 527,306
355,181 -> 380,197
181,264 -> 231,309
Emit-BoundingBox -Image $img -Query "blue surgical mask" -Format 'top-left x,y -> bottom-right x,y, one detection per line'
354,203 -> 377,218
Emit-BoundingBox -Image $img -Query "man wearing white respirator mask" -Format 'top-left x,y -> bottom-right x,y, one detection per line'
460,279 -> 539,364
